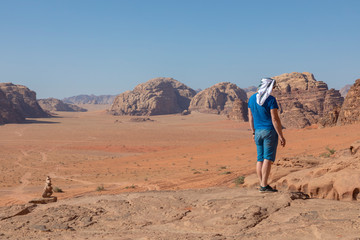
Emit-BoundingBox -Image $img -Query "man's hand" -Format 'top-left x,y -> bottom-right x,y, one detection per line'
280,136 -> 286,147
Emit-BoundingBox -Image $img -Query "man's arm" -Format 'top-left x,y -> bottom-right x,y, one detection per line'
248,108 -> 255,141
270,108 -> 286,147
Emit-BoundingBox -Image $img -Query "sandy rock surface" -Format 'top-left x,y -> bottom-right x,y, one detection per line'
1,187 -> 359,239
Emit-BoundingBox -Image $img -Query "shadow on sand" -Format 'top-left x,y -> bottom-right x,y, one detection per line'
21,119 -> 60,124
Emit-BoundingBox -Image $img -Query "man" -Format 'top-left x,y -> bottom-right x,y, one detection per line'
248,78 -> 286,193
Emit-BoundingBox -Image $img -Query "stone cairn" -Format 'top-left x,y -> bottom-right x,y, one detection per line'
29,176 -> 57,204
42,176 -> 53,198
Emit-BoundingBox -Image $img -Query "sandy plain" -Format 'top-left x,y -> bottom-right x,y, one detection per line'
1,110 -> 360,239
1,110 -> 359,205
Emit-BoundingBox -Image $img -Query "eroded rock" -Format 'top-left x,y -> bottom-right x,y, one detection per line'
38,98 -> 87,112
110,78 -> 196,116
337,79 -> 360,125
271,72 -> 344,128
189,82 -> 247,115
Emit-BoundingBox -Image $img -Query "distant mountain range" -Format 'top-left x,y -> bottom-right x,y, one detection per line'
62,94 -> 117,105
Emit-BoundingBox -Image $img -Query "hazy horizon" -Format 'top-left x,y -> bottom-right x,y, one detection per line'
1,0 -> 359,99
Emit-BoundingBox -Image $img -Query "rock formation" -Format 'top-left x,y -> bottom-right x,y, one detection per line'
340,84 -> 352,97
271,72 -> 344,128
0,83 -> 48,118
244,86 -> 257,99
0,83 -> 50,124
29,176 -> 57,204
42,176 -> 53,198
189,82 -> 247,115
227,99 -> 248,122
243,140 -> 360,201
110,78 -> 196,116
63,94 -> 116,105
0,89 -> 24,124
38,98 -> 87,112
337,79 -> 360,125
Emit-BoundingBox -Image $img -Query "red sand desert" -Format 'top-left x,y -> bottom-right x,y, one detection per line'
0,110 -> 360,239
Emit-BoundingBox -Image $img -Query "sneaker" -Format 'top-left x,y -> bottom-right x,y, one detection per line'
259,185 -> 278,193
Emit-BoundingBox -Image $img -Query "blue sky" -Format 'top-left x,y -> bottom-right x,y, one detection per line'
1,0 -> 359,99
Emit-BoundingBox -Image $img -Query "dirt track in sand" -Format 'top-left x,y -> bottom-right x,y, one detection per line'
0,110 -> 359,206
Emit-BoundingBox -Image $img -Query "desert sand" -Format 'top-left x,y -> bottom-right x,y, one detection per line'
0,110 -> 360,239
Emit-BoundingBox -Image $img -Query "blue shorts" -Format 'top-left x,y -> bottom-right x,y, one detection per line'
255,129 -> 278,162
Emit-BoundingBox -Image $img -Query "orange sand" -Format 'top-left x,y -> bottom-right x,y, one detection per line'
0,111 -> 359,206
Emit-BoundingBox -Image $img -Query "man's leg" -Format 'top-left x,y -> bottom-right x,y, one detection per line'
256,161 -> 263,185
261,159 -> 273,187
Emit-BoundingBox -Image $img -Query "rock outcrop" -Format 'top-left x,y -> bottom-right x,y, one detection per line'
189,82 -> 247,115
0,89 -> 24,124
63,94 -> 116,105
38,98 -> 87,112
337,79 -> 360,125
110,78 -> 196,116
340,84 -> 352,97
0,83 -> 49,124
271,72 -> 344,128
227,99 -> 248,122
244,86 -> 257,99
0,83 -> 48,118
243,140 -> 360,201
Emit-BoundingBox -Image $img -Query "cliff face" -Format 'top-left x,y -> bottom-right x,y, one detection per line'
0,89 -> 24,124
337,79 -> 360,125
271,72 -> 344,128
189,82 -> 247,115
0,83 -> 48,119
0,83 -> 50,124
227,99 -> 248,122
110,78 -> 196,116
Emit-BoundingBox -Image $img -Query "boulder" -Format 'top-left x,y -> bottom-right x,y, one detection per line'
337,79 -> 360,125
38,98 -> 87,112
110,78 -> 196,116
271,72 -> 344,128
0,83 -> 48,118
189,82 -> 247,115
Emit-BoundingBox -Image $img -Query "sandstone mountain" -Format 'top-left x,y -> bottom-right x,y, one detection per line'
110,78 -> 196,116
340,84 -> 352,97
337,79 -> 360,125
0,89 -> 24,124
271,72 -> 343,128
63,94 -> 116,105
189,82 -> 247,115
243,85 -> 257,99
0,83 -> 48,124
227,99 -> 248,122
38,98 -> 87,112
0,83 -> 48,118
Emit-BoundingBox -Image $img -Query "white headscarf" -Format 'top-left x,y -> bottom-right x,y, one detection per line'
256,78 -> 275,106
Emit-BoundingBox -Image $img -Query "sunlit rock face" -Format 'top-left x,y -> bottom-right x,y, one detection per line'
110,78 -> 196,116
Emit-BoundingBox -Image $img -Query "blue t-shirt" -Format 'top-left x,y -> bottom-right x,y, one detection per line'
248,93 -> 279,130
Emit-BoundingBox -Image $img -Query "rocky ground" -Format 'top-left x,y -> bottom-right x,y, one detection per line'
1,187 -> 360,240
